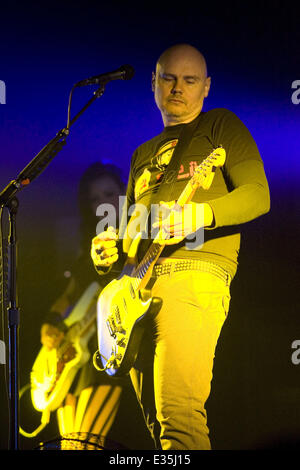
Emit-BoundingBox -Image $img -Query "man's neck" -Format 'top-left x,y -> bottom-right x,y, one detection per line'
163,112 -> 201,127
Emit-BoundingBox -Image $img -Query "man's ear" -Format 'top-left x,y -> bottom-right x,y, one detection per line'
151,71 -> 156,92
204,77 -> 211,98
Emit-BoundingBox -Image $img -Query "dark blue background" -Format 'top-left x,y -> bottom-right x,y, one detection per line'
0,0 -> 299,450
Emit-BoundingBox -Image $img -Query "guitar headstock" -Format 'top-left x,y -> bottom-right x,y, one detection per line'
191,146 -> 226,190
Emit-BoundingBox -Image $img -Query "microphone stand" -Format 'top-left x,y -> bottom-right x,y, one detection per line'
0,84 -> 105,450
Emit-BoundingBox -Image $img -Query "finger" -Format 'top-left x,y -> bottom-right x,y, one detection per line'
161,236 -> 185,246
152,219 -> 160,228
92,230 -> 118,243
153,228 -> 169,244
95,240 -> 116,253
106,226 -> 119,241
107,226 -> 117,234
153,217 -> 179,233
100,247 -> 118,258
92,245 -> 118,266
95,253 -> 119,267
97,232 -> 118,242
171,222 -> 186,237
109,253 -> 119,264
152,218 -> 175,229
93,242 -> 116,260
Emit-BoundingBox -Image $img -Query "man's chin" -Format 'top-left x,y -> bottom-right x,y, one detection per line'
164,108 -> 185,119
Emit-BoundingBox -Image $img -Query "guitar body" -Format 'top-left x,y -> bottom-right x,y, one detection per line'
96,260 -> 162,376
31,327 -> 95,412
30,282 -> 100,412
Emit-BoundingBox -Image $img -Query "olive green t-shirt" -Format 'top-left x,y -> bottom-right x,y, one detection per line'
120,108 -> 270,278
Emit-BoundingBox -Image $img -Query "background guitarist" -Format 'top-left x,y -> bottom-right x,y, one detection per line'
91,43 -> 270,450
40,162 -> 128,445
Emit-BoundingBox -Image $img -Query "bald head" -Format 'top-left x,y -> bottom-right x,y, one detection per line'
153,43 -> 211,126
156,44 -> 208,80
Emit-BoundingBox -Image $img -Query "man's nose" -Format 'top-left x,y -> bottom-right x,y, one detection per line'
171,79 -> 184,94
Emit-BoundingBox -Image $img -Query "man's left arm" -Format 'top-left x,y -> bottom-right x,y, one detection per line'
206,158 -> 270,229
154,158 -> 270,244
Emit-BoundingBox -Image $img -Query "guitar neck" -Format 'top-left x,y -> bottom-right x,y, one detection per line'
131,242 -> 164,290
177,175 -> 203,207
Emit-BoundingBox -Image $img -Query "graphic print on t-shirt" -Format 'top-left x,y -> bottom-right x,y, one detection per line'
134,139 -> 178,200
134,139 -> 199,201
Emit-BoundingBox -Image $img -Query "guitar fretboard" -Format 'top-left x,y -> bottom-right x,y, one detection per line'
131,242 -> 163,290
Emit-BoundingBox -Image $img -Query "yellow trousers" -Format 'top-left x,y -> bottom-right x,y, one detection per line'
130,270 -> 231,450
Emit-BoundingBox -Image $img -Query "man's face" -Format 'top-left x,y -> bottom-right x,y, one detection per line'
152,51 -> 211,126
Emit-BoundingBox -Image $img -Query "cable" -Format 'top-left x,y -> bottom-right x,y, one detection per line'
19,383 -> 51,438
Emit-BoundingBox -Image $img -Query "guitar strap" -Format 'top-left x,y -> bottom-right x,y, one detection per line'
152,113 -> 201,205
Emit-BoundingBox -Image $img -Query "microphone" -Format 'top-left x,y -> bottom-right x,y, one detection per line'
75,64 -> 135,87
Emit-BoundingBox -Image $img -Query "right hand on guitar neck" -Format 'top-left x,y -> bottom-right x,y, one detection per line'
91,226 -> 119,273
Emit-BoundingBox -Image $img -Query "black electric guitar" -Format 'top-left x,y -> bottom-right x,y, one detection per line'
30,282 -> 101,412
94,147 -> 226,377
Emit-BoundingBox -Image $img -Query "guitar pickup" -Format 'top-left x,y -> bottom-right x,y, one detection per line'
129,283 -> 136,299
113,305 -> 121,324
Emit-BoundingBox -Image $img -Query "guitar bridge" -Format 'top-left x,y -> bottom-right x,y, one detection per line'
113,305 -> 121,324
106,318 -> 116,338
106,312 -> 126,338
